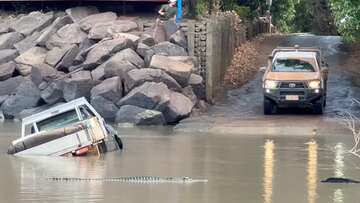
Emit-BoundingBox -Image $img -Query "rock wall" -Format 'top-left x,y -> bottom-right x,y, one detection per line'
187,13 -> 258,101
0,7 -> 206,125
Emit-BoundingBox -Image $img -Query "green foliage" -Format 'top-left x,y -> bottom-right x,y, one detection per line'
196,0 -> 209,16
329,0 -> 360,42
293,0 -> 313,32
271,0 -> 296,33
233,5 -> 251,19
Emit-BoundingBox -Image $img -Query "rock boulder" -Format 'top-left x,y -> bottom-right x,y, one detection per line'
65,6 -> 99,23
162,91 -> 194,123
0,61 -> 16,81
0,32 -> 24,50
1,80 -> 41,118
125,68 -> 181,92
79,12 -> 117,31
169,30 -> 188,49
89,20 -> 138,40
91,76 -> 122,103
10,11 -> 54,36
150,55 -> 193,87
46,24 -> 87,49
115,105 -> 165,125
152,41 -> 187,56
117,82 -> 171,111
90,95 -> 119,122
83,38 -> 134,70
0,49 -> 18,64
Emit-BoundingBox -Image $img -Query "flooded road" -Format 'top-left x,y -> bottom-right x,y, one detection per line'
1,35 -> 360,202
1,122 -> 360,202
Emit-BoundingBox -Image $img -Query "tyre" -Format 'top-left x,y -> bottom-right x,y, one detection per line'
313,97 -> 324,114
264,98 -> 275,115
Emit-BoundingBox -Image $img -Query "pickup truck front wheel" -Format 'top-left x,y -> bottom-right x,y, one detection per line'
264,98 -> 275,115
313,97 -> 324,114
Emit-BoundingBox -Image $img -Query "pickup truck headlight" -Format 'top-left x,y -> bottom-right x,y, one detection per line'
264,80 -> 278,89
308,80 -> 321,89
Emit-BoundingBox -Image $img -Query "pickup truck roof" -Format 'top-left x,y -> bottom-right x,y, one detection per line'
274,51 -> 317,59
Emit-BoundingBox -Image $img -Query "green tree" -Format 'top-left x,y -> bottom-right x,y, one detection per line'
329,0 -> 360,42
271,0 -> 297,32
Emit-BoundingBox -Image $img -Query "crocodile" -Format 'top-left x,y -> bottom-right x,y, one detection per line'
47,176 -> 208,184
321,177 -> 360,184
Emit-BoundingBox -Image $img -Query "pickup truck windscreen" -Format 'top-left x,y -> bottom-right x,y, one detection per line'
272,58 -> 315,72
36,110 -> 80,132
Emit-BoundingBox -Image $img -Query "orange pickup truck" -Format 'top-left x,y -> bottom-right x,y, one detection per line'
262,46 -> 329,114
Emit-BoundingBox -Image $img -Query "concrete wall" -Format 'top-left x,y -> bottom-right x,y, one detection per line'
187,15 -> 265,101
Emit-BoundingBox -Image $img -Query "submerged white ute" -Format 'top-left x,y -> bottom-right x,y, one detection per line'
8,97 -> 123,156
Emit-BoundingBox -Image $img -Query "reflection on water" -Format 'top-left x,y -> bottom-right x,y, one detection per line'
333,143 -> 345,203
307,140 -> 317,203
16,156 -> 106,202
263,140 -> 274,203
1,123 -> 360,203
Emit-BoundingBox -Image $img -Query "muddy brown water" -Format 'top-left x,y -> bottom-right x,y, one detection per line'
1,122 -> 360,202
1,34 -> 360,202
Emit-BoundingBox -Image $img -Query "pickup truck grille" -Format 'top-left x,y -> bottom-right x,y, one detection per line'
279,81 -> 306,88
280,91 -> 305,96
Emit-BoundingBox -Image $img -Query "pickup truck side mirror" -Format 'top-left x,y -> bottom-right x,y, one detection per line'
321,61 -> 329,67
259,66 -> 267,72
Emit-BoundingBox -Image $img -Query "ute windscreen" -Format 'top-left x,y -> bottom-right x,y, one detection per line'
272,58 -> 315,72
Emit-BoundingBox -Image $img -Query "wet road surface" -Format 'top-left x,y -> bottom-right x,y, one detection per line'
1,35 -> 360,202
177,34 -> 360,135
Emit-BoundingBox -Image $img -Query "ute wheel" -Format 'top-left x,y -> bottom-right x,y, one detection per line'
114,134 -> 123,150
313,97 -> 324,114
264,98 -> 275,115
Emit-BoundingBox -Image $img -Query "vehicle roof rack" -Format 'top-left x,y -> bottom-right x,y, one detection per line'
271,45 -> 321,60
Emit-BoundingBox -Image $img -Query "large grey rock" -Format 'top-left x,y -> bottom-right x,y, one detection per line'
113,48 -> 144,68
45,46 -> 71,67
169,30 -> 188,49
152,41 -> 187,56
88,20 -> 138,40
73,38 -> 96,65
162,91 -> 194,123
117,82 -> 171,111
40,81 -> 64,104
46,24 -> 87,49
55,44 -> 80,71
125,68 -> 181,92
0,19 -> 12,34
150,55 -> 193,87
36,16 -> 72,46
93,56 -> 137,80
139,33 -> 155,47
79,12 -> 117,31
91,66 -> 106,81
91,77 -> 122,103
189,73 -> 205,100
112,33 -> 140,45
0,49 -> 18,64
115,105 -> 165,125
10,11 -> 54,36
2,80 -> 41,118
182,86 -> 198,105
29,64 -> 60,85
0,32 -> 24,49
0,76 -> 25,96
15,47 -> 47,75
90,95 -> 118,122
14,31 -> 42,54
136,43 -> 151,58
0,61 -> 16,81
65,6 -> 99,23
82,38 -> 134,70
63,71 -> 98,101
